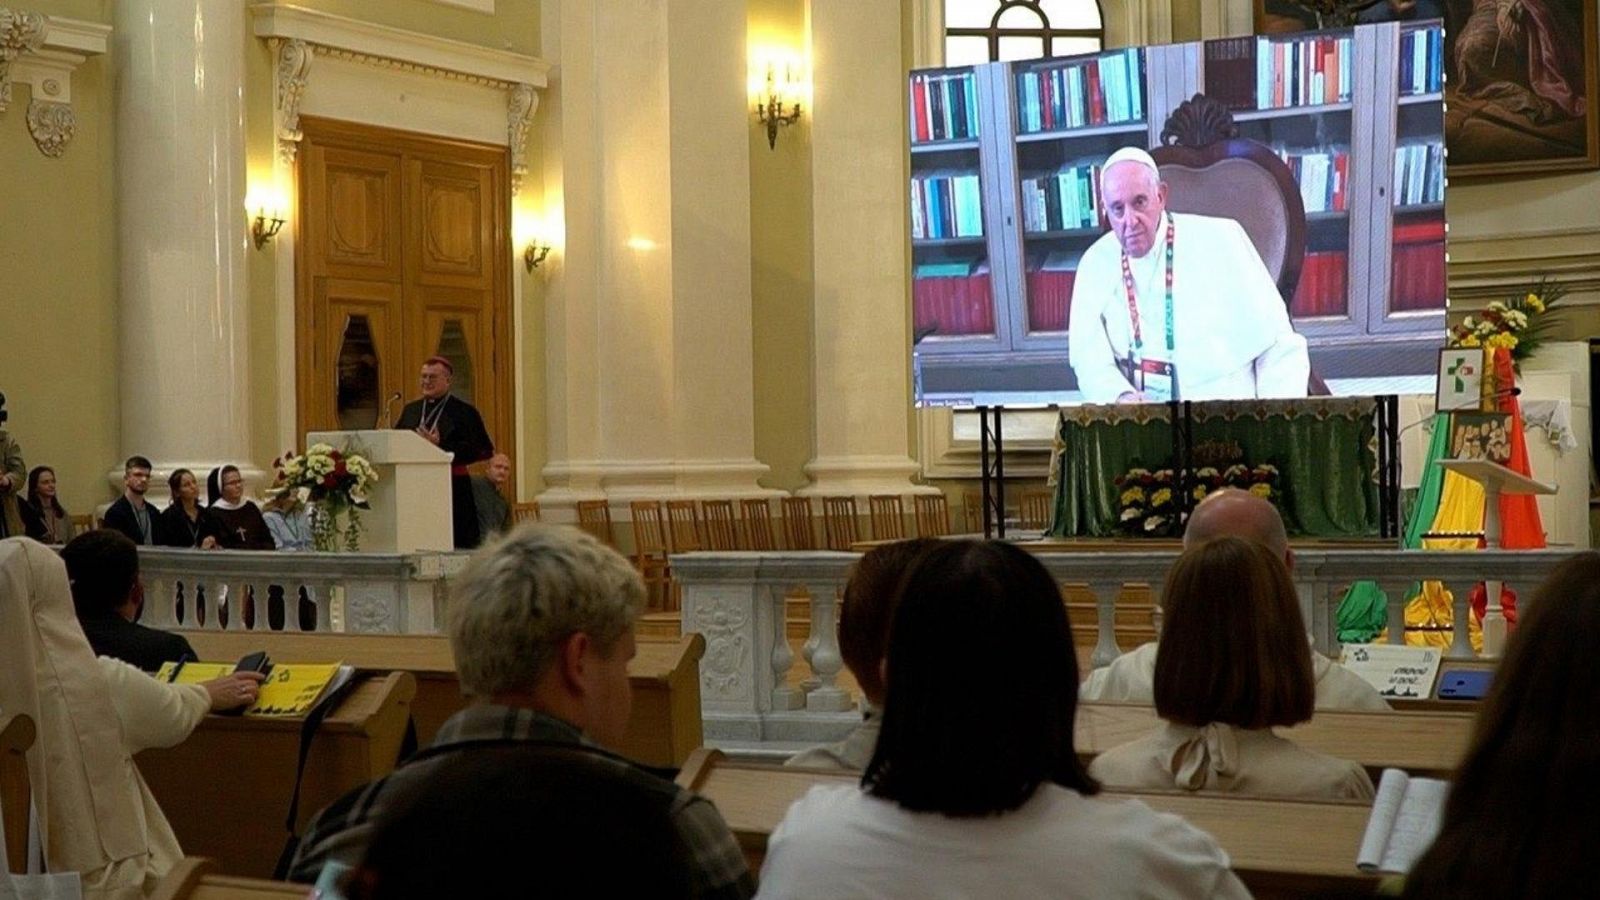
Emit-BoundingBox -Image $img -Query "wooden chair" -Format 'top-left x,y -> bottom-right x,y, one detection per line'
630,501 -> 673,610
740,497 -> 776,550
867,495 -> 906,541
512,500 -> 541,524
820,496 -> 860,551
1151,93 -> 1328,394
1019,489 -> 1053,531
780,496 -> 817,550
664,499 -> 704,553
701,499 -> 740,551
70,512 -> 96,534
962,489 -> 983,533
913,493 -> 951,537
575,499 -> 615,547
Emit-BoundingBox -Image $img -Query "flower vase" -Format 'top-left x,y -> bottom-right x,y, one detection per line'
309,501 -> 342,553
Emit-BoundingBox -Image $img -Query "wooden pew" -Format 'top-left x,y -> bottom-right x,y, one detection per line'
175,631 -> 706,768
150,858 -> 306,900
138,672 -> 415,880
1,713 -> 35,874
676,749 -> 1378,899
1077,701 -> 1474,777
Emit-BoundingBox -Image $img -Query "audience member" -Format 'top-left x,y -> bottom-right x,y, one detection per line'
288,524 -> 753,898
471,452 -> 513,545
1403,552 -> 1600,900
1089,537 -> 1375,800
758,540 -> 1248,899
103,455 -> 164,546
342,745 -> 694,900
61,528 -> 196,671
0,536 -> 263,893
263,489 -> 314,551
20,465 -> 75,544
0,393 -> 24,538
1082,487 -> 1388,711
159,468 -> 223,549
787,537 -> 939,771
206,465 -> 274,549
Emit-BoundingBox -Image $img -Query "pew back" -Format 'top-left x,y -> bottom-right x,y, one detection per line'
150,858 -> 307,900
1,713 -> 34,874
175,630 -> 706,768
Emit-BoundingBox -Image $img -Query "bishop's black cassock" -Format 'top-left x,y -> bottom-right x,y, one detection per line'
395,393 -> 494,548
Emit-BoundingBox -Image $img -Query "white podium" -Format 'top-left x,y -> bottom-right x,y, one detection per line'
307,429 -> 453,553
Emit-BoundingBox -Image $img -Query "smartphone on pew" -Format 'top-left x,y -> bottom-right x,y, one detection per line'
1436,669 -> 1493,700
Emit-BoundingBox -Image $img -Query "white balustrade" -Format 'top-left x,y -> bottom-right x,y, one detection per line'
673,546 -> 1578,745
136,548 -> 469,634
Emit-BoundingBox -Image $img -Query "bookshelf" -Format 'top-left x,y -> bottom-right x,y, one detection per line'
909,22 -> 1445,392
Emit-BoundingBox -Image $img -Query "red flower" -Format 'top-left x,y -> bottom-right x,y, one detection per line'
335,460 -> 348,476
322,474 -> 338,489
329,450 -> 343,461
272,457 -> 281,469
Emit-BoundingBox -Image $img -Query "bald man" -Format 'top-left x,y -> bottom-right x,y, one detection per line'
1066,147 -> 1310,403
470,453 -> 513,546
1081,489 -> 1389,711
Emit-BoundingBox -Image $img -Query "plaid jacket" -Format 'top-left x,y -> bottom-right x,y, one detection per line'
286,704 -> 754,898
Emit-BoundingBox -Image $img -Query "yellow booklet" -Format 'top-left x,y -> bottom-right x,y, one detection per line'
153,660 -> 352,717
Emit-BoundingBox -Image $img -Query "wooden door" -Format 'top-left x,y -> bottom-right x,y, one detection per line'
297,118 -> 513,489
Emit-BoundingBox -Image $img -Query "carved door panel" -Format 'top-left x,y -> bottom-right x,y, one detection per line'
409,157 -> 495,292
302,145 -> 403,283
319,281 -> 406,431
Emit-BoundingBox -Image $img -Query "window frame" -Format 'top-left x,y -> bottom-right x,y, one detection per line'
944,0 -> 1105,63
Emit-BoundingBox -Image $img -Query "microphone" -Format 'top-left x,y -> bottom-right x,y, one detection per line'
381,392 -> 403,428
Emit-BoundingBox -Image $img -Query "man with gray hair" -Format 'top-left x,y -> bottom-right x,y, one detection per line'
1080,488 -> 1388,710
288,524 -> 755,897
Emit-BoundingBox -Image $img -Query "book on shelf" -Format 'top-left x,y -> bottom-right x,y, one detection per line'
1392,217 -> 1446,312
1399,25 -> 1443,96
1393,143 -> 1444,206
910,70 -> 979,143
1275,147 -> 1350,213
913,259 -> 994,336
1024,250 -> 1079,331
911,169 -> 984,240
1356,768 -> 1450,875
1021,162 -> 1104,233
1015,48 -> 1143,133
1253,33 -> 1353,109
1205,37 -> 1258,111
1291,250 -> 1348,318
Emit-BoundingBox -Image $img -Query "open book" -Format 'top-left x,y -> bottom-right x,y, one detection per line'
1356,768 -> 1450,874
153,660 -> 356,717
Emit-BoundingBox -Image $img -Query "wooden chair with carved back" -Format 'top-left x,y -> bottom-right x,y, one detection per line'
913,493 -> 952,537
780,496 -> 817,551
512,501 -> 541,525
629,501 -> 673,611
820,496 -> 860,551
867,495 -> 907,541
701,500 -> 741,551
740,498 -> 776,550
575,500 -> 615,547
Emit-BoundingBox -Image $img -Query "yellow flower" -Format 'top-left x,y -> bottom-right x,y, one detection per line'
1485,332 -> 1519,350
1120,487 -> 1146,506
1524,293 -> 1545,313
1192,485 -> 1209,501
1151,488 -> 1173,507
1459,333 -> 1482,348
1248,483 -> 1272,499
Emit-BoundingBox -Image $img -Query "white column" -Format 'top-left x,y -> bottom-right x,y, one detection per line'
539,0 -> 775,511
801,0 -> 932,499
112,0 -> 257,497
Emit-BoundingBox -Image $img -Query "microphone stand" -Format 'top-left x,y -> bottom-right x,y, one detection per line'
380,392 -> 403,429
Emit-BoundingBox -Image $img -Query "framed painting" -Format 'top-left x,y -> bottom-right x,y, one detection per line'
1443,0 -> 1599,176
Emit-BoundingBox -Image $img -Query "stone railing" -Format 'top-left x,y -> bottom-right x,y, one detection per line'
674,547 -> 1579,745
136,548 -> 470,634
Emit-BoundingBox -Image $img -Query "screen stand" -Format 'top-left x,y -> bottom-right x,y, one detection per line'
978,405 -> 1006,539
1375,394 -> 1401,541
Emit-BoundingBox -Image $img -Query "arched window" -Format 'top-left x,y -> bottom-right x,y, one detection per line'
944,0 -> 1103,67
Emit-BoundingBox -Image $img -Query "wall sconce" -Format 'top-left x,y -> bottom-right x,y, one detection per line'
523,241 -> 552,271
245,186 -> 288,250
750,50 -> 806,150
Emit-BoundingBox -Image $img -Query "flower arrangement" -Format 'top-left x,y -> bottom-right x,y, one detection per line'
1115,461 -> 1281,537
1448,277 -> 1566,364
269,442 -> 378,552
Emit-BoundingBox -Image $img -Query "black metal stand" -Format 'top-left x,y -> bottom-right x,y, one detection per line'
1170,400 -> 1195,523
977,405 -> 1006,539
1375,394 -> 1401,540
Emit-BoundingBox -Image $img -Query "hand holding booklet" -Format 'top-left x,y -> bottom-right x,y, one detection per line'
1356,768 -> 1450,875
154,659 -> 356,717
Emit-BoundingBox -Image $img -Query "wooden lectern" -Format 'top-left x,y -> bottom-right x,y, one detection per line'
1435,458 -> 1555,550
306,429 -> 452,552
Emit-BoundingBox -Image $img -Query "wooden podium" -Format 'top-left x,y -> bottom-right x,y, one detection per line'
1435,458 -> 1555,550
306,429 -> 452,552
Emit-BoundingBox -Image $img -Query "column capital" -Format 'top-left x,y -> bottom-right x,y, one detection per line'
0,8 -> 109,157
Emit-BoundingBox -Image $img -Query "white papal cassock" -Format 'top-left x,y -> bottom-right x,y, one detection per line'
1067,211 -> 1311,403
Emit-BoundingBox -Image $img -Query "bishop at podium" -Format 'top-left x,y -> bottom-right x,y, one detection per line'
394,356 -> 494,548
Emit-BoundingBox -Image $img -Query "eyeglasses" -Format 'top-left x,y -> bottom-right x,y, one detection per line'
420,374 -> 445,382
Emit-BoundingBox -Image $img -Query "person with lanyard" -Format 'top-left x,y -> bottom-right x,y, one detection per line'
159,468 -> 223,549
394,356 -> 494,549
103,455 -> 165,546
1065,146 -> 1310,404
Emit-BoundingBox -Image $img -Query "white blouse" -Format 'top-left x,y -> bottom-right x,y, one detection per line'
757,782 -> 1250,899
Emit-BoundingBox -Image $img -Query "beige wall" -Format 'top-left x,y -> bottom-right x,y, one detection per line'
295,0 -> 542,56
0,0 -> 119,514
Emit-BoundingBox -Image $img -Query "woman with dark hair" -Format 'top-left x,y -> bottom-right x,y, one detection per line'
159,468 -> 222,549
20,465 -> 75,544
758,540 -> 1246,898
1091,536 -> 1373,800
206,465 -> 273,550
1402,552 -> 1600,899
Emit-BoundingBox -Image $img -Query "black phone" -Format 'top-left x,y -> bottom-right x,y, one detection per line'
235,651 -> 273,676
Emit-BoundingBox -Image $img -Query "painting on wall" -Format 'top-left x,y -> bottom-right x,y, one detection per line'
1253,0 -> 1598,176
